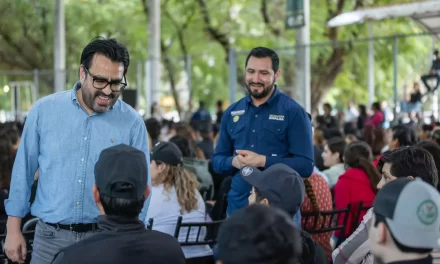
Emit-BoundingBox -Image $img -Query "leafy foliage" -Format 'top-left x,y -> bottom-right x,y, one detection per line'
0,0 -> 435,113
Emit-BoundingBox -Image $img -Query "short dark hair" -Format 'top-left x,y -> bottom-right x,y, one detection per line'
99,182 -> 144,218
391,125 -> 416,147
379,146 -> 438,188
323,103 -> 332,111
80,37 -> 130,75
145,118 -> 161,141
326,137 -> 346,163
374,213 -> 432,254
245,47 -> 279,72
416,141 -> 440,192
217,204 -> 302,264
324,128 -> 343,141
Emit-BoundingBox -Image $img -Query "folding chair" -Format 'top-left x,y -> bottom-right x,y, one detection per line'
302,204 -> 352,247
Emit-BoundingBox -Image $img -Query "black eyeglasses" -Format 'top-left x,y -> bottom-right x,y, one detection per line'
83,67 -> 127,92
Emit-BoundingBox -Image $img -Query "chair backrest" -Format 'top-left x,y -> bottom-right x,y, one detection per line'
146,218 -> 154,230
352,201 -> 373,233
22,217 -> 39,232
173,216 -> 223,246
301,204 -> 352,247
199,185 -> 213,201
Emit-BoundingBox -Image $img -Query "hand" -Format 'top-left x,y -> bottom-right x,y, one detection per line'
232,155 -> 243,169
236,150 -> 266,167
4,231 -> 27,263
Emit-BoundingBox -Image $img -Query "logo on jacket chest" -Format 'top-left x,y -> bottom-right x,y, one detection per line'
269,114 -> 284,121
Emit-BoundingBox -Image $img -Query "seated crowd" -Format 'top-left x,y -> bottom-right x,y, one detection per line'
2,104 -> 440,264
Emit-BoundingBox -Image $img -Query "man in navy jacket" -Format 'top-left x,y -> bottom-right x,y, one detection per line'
212,47 -> 314,216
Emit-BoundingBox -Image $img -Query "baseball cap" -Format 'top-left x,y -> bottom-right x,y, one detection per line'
150,141 -> 183,167
240,163 -> 305,216
95,144 -> 147,199
373,177 -> 440,249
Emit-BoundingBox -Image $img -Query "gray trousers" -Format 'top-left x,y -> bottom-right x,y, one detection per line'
31,221 -> 97,264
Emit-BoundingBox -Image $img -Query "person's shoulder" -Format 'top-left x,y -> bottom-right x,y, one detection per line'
224,97 -> 248,113
144,230 -> 183,249
35,90 -> 72,108
277,91 -> 310,117
113,99 -> 143,120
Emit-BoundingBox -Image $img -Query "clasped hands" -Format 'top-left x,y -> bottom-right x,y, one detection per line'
232,150 -> 266,169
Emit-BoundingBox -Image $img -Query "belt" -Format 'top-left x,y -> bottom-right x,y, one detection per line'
45,222 -> 98,233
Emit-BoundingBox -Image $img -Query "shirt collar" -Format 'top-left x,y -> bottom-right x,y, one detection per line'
97,215 -> 145,232
71,81 -> 81,106
246,86 -> 280,106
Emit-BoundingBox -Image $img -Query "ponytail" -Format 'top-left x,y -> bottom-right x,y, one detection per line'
344,141 -> 381,192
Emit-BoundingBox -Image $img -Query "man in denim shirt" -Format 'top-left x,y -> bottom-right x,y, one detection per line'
4,38 -> 150,264
211,47 -> 314,219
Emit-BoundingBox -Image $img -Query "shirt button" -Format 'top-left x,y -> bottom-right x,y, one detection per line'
255,114 -> 258,118
84,137 -> 87,140
81,158 -> 84,162
76,202 -> 81,206
252,129 -> 255,132
78,179 -> 82,183
251,145 -> 254,148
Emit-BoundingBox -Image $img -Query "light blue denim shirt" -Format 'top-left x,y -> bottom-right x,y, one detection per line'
5,82 -> 151,224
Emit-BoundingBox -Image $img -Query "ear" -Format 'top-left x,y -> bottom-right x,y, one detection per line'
407,176 -> 415,180
260,198 -> 270,206
274,69 -> 281,82
93,184 -> 100,204
144,184 -> 151,201
79,65 -> 87,82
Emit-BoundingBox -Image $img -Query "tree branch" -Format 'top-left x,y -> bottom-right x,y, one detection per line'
260,0 -> 281,37
196,0 -> 230,55
0,32 -> 39,69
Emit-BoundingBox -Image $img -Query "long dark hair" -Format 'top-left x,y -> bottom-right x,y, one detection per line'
344,141 -> 380,192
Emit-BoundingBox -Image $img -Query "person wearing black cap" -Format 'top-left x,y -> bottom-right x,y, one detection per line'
146,141 -> 213,260
240,163 -> 328,264
51,144 -> 185,264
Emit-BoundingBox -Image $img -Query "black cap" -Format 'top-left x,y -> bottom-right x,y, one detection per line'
95,144 -> 147,199
240,163 -> 305,215
150,141 -> 183,167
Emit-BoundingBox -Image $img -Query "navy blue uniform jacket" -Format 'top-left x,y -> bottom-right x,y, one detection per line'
212,87 -> 314,215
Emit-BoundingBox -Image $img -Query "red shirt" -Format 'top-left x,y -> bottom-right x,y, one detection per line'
334,168 -> 376,238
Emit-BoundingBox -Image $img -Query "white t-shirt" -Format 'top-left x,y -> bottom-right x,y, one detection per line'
146,184 -> 213,259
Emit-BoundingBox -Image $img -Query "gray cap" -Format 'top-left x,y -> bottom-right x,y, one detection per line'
374,177 -> 440,249
240,163 -> 305,216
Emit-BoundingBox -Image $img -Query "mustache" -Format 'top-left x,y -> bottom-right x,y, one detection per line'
249,82 -> 264,86
94,91 -> 115,99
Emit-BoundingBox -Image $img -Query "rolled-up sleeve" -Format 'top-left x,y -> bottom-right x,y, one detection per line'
265,106 -> 313,178
5,101 -> 41,218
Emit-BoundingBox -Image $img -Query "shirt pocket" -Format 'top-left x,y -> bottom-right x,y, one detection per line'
229,121 -> 247,149
262,124 -> 288,155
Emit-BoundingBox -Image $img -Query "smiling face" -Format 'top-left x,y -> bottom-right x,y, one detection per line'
79,54 -> 124,114
245,56 -> 280,100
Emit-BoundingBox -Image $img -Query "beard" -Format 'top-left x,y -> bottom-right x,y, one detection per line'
81,82 -> 118,113
245,79 -> 276,99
